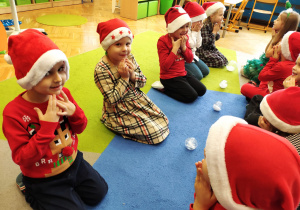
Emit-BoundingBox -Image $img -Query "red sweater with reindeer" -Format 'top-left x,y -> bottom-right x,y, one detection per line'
2,87 -> 87,178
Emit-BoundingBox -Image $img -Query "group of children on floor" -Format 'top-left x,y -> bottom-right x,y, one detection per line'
2,1 -> 300,209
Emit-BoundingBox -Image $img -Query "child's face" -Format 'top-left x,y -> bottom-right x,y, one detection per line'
292,55 -> 300,81
106,37 -> 132,64
273,14 -> 284,33
210,8 -> 224,24
32,61 -> 67,96
170,23 -> 190,40
192,20 -> 203,29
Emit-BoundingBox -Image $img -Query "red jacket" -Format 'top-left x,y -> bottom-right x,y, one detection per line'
258,57 -> 294,93
2,87 -> 87,178
157,34 -> 193,80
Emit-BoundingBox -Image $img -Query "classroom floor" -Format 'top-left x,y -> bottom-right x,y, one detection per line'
0,0 -> 271,209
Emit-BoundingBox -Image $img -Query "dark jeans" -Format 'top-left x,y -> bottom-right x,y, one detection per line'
23,151 -> 108,210
244,94 -> 264,126
160,72 -> 207,103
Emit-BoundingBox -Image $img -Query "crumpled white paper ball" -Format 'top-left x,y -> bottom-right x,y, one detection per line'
219,80 -> 227,89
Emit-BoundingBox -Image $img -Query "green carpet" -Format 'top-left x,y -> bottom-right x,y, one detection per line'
0,31 -> 239,153
201,48 -> 240,94
36,14 -> 87,26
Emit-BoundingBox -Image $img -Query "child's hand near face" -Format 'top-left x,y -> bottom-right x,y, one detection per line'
258,116 -> 273,131
171,36 -> 182,55
283,75 -> 297,88
192,22 -> 202,32
56,90 -> 76,117
212,22 -> 221,35
193,161 -> 217,210
272,44 -> 281,60
125,58 -> 136,82
118,59 -> 130,80
180,35 -> 188,52
34,94 -> 61,122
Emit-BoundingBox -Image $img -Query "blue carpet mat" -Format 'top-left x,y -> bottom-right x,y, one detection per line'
90,89 -> 247,210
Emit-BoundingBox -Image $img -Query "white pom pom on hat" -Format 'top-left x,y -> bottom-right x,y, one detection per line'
4,53 -> 12,64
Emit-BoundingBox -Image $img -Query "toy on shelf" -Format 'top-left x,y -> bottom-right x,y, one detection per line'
0,19 -> 22,30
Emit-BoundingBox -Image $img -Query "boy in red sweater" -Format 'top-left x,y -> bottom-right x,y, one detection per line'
190,116 -> 300,210
152,5 -> 207,103
2,29 -> 108,210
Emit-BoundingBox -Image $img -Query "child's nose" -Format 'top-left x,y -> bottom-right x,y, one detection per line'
53,72 -> 62,82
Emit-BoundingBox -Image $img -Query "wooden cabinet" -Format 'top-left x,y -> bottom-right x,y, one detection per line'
0,0 -> 81,15
120,0 -> 160,20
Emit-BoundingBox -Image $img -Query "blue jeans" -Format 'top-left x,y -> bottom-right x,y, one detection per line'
185,59 -> 210,80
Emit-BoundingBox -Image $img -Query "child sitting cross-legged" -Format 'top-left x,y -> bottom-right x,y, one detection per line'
190,116 -> 300,210
2,29 -> 108,210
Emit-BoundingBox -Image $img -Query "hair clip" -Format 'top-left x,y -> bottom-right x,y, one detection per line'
286,0 -> 292,18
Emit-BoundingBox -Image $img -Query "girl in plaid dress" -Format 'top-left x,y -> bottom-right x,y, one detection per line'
94,19 -> 169,145
196,2 -> 228,68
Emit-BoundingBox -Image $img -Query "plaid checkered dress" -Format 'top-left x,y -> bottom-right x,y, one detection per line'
286,133 -> 300,155
195,19 -> 228,68
94,54 -> 169,144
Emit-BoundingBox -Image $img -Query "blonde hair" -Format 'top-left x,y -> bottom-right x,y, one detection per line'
265,10 -> 300,52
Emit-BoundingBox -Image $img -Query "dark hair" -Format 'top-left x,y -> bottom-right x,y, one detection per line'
265,10 -> 300,52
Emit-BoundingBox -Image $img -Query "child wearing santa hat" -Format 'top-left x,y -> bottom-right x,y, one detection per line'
152,5 -> 207,103
241,31 -> 300,100
195,2 -> 228,68
94,18 -> 169,144
283,54 -> 300,88
184,2 -> 210,81
244,86 -> 300,154
190,115 -> 300,210
2,29 -> 108,209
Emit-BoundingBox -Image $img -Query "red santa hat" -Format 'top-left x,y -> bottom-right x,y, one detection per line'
281,31 -> 300,61
202,2 -> 226,17
205,116 -> 300,209
164,5 -> 191,33
97,18 -> 133,51
4,29 -> 69,90
184,2 -> 207,23
260,87 -> 300,133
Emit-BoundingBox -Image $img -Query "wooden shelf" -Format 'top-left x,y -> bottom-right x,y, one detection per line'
120,0 -> 160,21
0,0 -> 81,14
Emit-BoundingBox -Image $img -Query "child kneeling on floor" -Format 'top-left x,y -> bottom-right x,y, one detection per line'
94,18 -> 169,144
195,2 -> 228,68
2,29 -> 108,210
153,6 -> 207,103
190,116 -> 300,210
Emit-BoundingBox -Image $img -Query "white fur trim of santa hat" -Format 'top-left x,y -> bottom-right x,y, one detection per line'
17,50 -> 69,90
202,2 -> 226,17
281,31 -> 300,61
205,116 -> 255,210
184,2 -> 207,23
5,29 -> 69,90
97,18 -> 133,51
260,87 -> 300,133
165,6 -> 191,33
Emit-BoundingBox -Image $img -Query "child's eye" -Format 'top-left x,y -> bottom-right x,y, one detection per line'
58,67 -> 65,72
115,43 -> 121,46
45,72 -> 50,77
126,43 -> 131,46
